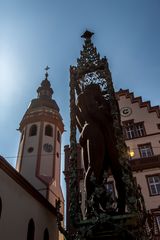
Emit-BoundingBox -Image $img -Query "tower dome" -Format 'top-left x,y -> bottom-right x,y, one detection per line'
37,70 -> 53,100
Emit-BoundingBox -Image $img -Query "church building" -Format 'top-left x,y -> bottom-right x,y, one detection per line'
0,68 -> 64,240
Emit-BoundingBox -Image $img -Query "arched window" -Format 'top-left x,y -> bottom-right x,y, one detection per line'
43,228 -> 49,240
27,218 -> 35,240
0,198 -> 2,218
29,125 -> 37,136
45,125 -> 53,137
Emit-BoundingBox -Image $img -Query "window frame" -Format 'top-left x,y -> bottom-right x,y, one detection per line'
43,228 -> 49,240
122,120 -> 135,139
27,218 -> 35,240
122,120 -> 146,140
146,174 -> 160,196
138,143 -> 153,158
45,124 -> 53,137
151,209 -> 160,236
29,124 -> 37,137
135,122 -> 146,137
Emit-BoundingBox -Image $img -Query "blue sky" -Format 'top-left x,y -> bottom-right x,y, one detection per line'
0,0 -> 160,172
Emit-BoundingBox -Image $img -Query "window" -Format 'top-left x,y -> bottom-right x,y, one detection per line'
43,228 -> 49,240
28,147 -> 34,153
135,122 -> 145,137
29,125 -> 37,136
138,143 -> 153,158
123,121 -> 145,139
123,121 -> 135,139
45,125 -> 53,137
27,219 -> 35,240
147,175 -> 160,196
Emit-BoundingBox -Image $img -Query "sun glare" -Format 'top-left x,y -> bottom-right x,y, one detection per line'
0,50 -> 21,106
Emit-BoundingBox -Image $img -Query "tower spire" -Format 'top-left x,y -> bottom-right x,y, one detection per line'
77,30 -> 102,69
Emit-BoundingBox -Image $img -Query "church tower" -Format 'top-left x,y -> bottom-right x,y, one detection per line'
16,67 -> 64,209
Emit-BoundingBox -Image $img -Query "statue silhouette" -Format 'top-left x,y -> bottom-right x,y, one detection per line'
76,84 -> 126,215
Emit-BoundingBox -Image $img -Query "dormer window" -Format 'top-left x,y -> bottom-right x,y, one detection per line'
29,125 -> 37,136
45,125 -> 53,137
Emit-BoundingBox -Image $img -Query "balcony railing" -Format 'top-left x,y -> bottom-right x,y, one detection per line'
130,154 -> 160,171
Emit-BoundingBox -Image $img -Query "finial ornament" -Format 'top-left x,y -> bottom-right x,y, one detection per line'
45,65 -> 50,72
44,66 -> 50,79
81,30 -> 94,39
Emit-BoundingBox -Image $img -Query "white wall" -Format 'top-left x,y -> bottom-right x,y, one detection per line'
0,169 -> 58,240
18,122 -> 46,194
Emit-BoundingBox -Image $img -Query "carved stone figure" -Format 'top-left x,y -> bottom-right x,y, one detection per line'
76,84 -> 126,215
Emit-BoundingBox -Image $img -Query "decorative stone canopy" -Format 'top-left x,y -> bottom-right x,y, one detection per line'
77,30 -> 101,68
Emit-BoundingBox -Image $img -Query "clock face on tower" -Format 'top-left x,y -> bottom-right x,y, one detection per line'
120,107 -> 132,117
43,143 -> 53,153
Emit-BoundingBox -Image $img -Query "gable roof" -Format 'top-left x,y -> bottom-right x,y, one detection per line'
116,89 -> 160,118
0,155 -> 60,217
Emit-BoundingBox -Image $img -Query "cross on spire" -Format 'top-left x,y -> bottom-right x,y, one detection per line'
44,66 -> 50,79
45,65 -> 50,72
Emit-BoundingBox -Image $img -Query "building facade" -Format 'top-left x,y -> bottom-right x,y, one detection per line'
117,89 -> 160,238
0,69 -> 64,240
64,89 -> 160,238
